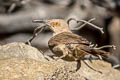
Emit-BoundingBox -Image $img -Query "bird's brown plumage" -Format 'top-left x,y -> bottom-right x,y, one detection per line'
48,32 -> 110,61
48,32 -> 90,47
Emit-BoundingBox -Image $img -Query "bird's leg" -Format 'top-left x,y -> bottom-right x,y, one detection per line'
82,60 -> 102,74
66,43 -> 82,71
69,60 -> 81,73
69,46 -> 82,72
67,18 -> 104,34
25,25 -> 46,45
76,60 -> 81,71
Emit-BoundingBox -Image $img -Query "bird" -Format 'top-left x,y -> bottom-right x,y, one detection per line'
26,18 -> 115,72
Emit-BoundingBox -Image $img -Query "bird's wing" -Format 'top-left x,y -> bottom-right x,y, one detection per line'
48,32 -> 90,48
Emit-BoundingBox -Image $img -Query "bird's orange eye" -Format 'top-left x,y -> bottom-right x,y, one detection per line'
55,22 -> 60,27
50,22 -> 60,27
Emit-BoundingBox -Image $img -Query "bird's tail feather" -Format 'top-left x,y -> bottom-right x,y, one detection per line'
90,49 -> 111,58
82,47 -> 111,58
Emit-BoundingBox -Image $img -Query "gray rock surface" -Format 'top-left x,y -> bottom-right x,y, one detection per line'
0,42 -> 46,61
0,42 -> 120,80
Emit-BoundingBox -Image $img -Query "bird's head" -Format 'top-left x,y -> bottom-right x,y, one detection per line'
33,19 -> 71,35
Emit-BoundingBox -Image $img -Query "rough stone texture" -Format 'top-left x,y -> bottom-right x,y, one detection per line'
0,42 -> 46,61
0,42 -> 120,80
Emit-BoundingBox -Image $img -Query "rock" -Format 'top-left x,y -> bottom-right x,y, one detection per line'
0,58 -> 57,80
0,42 -> 46,61
0,42 -> 120,80
0,58 -> 120,80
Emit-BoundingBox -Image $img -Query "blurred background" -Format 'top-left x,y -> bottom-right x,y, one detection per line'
0,0 -> 120,67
